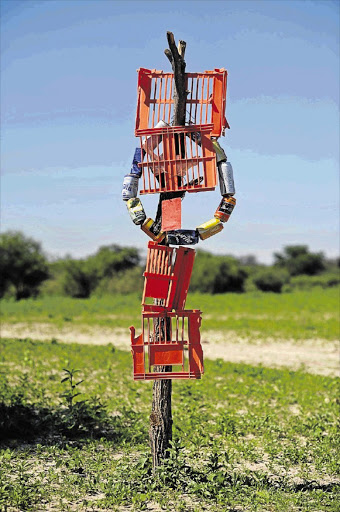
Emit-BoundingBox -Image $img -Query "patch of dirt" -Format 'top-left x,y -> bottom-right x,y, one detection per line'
1,323 -> 338,377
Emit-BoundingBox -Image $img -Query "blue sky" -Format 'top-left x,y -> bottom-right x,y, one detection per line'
1,0 -> 339,262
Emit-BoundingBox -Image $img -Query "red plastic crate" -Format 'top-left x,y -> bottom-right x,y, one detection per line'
135,68 -> 229,137
138,124 -> 217,194
130,309 -> 204,380
142,241 -> 195,312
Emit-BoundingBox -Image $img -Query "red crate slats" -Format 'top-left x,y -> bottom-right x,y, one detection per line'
135,68 -> 228,137
139,125 -> 216,195
130,310 -> 204,380
142,242 -> 195,312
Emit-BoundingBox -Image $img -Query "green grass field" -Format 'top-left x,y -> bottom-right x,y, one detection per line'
1,288 -> 339,510
1,336 -> 339,511
1,287 -> 339,340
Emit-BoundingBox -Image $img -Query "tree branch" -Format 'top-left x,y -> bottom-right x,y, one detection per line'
149,32 -> 188,471
164,31 -> 187,127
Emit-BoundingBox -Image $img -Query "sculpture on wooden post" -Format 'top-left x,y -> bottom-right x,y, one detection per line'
122,32 -> 236,469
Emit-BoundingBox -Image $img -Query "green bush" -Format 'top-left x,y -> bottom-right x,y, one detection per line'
0,231 -> 49,300
87,244 -> 140,278
190,250 -> 247,294
94,266 -> 144,295
61,259 -> 98,299
253,269 -> 289,293
274,245 -> 325,276
287,271 -> 340,291
53,245 -> 142,299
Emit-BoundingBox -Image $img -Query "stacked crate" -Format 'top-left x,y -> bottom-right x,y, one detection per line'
135,68 -> 228,195
130,242 -> 204,380
130,68 -> 229,380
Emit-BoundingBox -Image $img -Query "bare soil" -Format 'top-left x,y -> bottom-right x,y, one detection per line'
1,322 -> 338,377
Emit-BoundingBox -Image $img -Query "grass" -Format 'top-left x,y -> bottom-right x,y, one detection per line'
0,337 -> 339,511
1,287 -> 339,340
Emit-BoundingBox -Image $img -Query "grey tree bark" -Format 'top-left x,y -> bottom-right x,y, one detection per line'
149,32 -> 187,471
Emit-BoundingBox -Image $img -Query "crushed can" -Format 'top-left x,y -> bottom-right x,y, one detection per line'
212,139 -> 227,163
196,218 -> 224,240
166,230 -> 199,246
130,148 -> 145,178
141,218 -> 165,242
218,161 -> 235,196
187,176 -> 204,187
190,130 -> 201,146
126,198 -> 146,225
214,196 -> 236,223
122,174 -> 139,201
143,120 -> 169,154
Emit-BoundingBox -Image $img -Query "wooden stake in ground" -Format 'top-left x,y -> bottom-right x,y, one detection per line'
149,32 -> 187,471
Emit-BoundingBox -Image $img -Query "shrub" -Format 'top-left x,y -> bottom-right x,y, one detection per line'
0,231 -> 49,300
87,244 -> 140,279
94,266 -> 144,295
61,259 -> 98,299
287,271 -> 340,291
190,250 -> 247,294
56,245 -> 141,298
253,269 -> 289,293
274,245 -> 325,276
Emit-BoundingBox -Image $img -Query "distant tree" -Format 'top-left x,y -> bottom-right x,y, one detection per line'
274,245 -> 325,276
190,250 -> 247,293
61,244 -> 141,298
238,254 -> 258,266
61,259 -> 98,299
0,231 -> 49,300
253,269 -> 289,293
87,244 -> 140,279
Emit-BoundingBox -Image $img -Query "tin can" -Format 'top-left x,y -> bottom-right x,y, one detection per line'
214,196 -> 236,223
130,148 -> 144,178
190,130 -> 201,146
197,218 -> 224,240
187,176 -> 204,187
212,139 -> 227,163
218,161 -> 235,196
126,198 -> 146,225
122,174 -> 139,201
143,120 -> 169,154
141,218 -> 165,242
166,230 -> 199,246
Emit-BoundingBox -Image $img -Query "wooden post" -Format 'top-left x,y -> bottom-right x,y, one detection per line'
149,32 -> 187,471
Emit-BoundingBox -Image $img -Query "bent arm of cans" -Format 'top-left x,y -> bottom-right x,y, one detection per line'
193,139 -> 236,242
122,140 -> 236,245
122,148 -> 166,242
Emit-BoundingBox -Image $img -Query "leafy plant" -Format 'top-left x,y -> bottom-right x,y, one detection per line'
253,268 -> 289,293
60,367 -> 109,435
0,230 -> 49,300
61,367 -> 84,411
190,250 -> 247,293
274,245 -> 325,276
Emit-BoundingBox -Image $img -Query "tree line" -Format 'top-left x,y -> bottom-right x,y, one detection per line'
0,231 -> 338,300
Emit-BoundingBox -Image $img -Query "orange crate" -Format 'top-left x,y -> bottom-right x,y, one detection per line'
142,241 -> 195,312
135,68 -> 229,137
130,309 -> 204,380
138,124 -> 217,194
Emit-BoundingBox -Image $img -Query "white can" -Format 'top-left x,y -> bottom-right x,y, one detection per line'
122,174 -> 139,201
218,161 -> 235,196
143,120 -> 169,154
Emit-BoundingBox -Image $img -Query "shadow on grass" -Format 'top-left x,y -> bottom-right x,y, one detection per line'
0,399 -> 144,447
